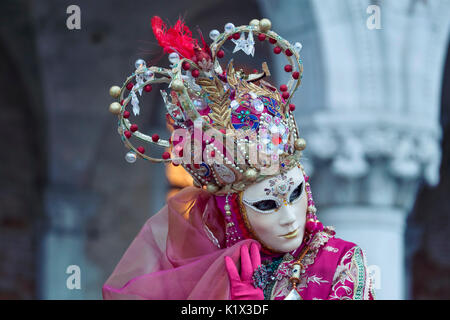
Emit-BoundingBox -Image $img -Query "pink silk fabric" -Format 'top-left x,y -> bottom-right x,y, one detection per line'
102,186 -> 259,300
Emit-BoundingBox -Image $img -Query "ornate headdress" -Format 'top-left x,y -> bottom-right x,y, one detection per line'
108,17 -> 307,195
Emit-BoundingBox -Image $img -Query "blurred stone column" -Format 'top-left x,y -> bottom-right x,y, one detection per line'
40,188 -> 99,299
259,0 -> 450,299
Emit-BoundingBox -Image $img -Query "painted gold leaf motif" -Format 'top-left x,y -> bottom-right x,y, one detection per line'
196,76 -> 232,129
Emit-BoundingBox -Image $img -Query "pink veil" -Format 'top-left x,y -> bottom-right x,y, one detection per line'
102,186 -> 259,300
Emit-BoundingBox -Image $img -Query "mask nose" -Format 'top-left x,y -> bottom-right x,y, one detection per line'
278,206 -> 297,227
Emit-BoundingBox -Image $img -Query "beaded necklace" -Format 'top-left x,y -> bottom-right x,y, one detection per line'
261,256 -> 284,299
259,243 -> 311,300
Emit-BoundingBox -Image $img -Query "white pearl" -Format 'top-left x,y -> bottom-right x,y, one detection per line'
294,42 -> 303,52
125,151 -> 137,163
209,29 -> 220,41
224,23 -> 235,33
144,70 -> 154,78
135,59 -> 146,69
168,52 -> 180,64
230,100 -> 239,110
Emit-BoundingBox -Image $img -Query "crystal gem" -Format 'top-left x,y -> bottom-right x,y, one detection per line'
230,100 -> 240,110
168,52 -> 180,64
209,29 -> 220,41
135,59 -> 146,69
224,23 -> 235,33
125,151 -> 137,163
144,70 -> 154,78
294,42 -> 303,52
252,99 -> 264,113
193,98 -> 208,110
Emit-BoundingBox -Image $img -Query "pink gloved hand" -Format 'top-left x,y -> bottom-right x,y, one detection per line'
224,243 -> 264,300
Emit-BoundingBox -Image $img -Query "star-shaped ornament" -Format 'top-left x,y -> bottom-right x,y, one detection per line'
231,32 -> 255,57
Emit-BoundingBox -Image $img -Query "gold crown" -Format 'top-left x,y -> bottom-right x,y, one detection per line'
108,18 -> 306,194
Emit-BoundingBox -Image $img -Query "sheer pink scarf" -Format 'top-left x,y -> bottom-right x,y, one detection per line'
102,186 -> 259,300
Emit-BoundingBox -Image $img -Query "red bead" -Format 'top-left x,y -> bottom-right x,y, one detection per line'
280,84 -> 288,92
123,111 -> 130,118
253,69 -> 258,74
289,104 -> 296,112
210,150 -> 215,157
227,35 -> 232,40
233,33 -> 240,40
274,46 -> 282,54
220,128 -> 226,134
285,49 -> 293,56
258,33 -> 266,41
120,99 -> 124,105
124,130 -> 132,139
182,61 -> 191,70
282,92 -> 290,99
177,147 -> 184,157
162,151 -> 171,160
130,124 -> 138,132
272,135 -> 282,145
269,37 -> 277,44
292,71 -> 300,79
217,50 -> 225,58
126,82 -> 134,90
191,69 -> 200,78
193,164 -> 200,169
137,146 -> 145,154
144,84 -> 152,92
284,65 -> 293,72
152,134 -> 160,142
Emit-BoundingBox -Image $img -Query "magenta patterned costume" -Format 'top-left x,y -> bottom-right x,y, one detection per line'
266,233 -> 375,300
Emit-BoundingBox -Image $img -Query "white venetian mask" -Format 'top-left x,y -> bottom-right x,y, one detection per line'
241,165 -> 307,253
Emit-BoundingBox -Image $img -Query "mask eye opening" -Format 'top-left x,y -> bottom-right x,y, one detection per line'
289,182 -> 304,203
251,199 -> 280,212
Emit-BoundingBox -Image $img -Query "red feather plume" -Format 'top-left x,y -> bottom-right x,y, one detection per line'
151,16 -> 198,59
196,27 -> 212,57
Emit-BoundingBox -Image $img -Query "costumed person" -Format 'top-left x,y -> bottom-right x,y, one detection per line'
104,16 -> 375,300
